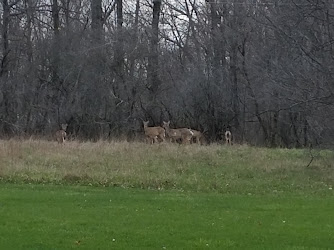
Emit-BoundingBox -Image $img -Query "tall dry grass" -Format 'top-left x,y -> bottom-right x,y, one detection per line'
0,139 -> 333,193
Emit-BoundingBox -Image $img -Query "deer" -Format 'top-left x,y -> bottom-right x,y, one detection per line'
55,123 -> 68,144
162,121 -> 193,144
143,121 -> 165,144
189,129 -> 206,145
225,130 -> 232,145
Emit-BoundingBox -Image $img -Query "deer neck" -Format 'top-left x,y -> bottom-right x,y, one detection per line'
165,126 -> 172,135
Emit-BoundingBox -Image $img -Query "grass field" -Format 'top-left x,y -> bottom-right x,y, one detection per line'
0,140 -> 334,249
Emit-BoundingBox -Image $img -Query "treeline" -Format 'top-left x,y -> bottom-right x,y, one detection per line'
0,0 -> 334,147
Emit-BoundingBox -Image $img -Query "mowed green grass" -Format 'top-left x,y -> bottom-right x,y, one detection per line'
0,140 -> 334,249
1,183 -> 334,249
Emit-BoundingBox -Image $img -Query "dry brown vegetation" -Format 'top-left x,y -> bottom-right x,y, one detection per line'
0,139 -> 333,193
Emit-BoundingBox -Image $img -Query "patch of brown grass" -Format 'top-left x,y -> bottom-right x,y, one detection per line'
0,139 -> 333,193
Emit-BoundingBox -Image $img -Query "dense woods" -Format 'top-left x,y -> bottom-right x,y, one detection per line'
1,0 -> 334,147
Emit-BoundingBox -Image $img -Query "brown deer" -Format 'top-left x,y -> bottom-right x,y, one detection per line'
162,121 -> 193,144
56,123 -> 68,144
225,130 -> 232,145
143,121 -> 165,144
190,129 -> 206,145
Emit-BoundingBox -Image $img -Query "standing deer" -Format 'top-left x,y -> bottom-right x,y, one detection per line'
225,130 -> 232,145
190,129 -> 206,145
56,123 -> 68,144
143,121 -> 165,144
162,121 -> 193,144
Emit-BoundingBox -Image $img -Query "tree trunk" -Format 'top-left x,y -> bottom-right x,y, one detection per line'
145,0 -> 162,121
230,42 -> 240,130
52,0 -> 60,83
209,1 -> 223,87
114,0 -> 125,92
147,0 -> 162,95
0,0 -> 10,78
91,0 -> 103,43
51,0 -> 62,125
129,0 -> 139,79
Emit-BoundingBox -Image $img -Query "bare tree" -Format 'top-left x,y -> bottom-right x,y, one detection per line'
0,0 -> 333,147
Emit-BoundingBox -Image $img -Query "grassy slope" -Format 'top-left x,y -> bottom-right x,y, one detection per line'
0,140 -> 333,193
0,140 -> 333,249
0,184 -> 333,249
